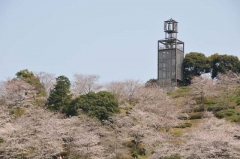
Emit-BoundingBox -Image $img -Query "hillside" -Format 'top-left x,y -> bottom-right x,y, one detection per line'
0,72 -> 240,159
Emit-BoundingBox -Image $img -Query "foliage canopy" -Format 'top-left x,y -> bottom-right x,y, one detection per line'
47,76 -> 74,115
73,91 -> 119,121
183,53 -> 240,84
183,52 -> 210,83
15,69 -> 46,96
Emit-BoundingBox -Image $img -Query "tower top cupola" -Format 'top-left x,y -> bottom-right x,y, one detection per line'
164,18 -> 178,40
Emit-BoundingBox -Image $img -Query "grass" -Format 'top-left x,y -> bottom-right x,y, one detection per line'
120,108 -> 127,114
169,129 -> 183,137
0,138 -> 3,143
168,84 -> 240,126
10,108 -> 26,117
189,112 -> 204,120
175,122 -> 192,128
214,109 -> 236,118
227,114 -> 240,122
167,86 -> 190,98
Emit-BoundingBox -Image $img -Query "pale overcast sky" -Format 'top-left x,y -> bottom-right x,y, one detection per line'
1,0 -> 240,82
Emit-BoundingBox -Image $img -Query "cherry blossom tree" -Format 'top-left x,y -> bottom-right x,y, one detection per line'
0,79 -> 35,108
215,71 -> 240,109
105,81 -> 125,102
190,76 -> 214,104
122,79 -> 142,104
71,74 -> 102,96
35,72 -> 56,96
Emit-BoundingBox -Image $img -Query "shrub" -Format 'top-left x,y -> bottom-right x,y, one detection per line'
189,112 -> 203,119
132,151 -> 138,158
227,114 -> 240,122
175,122 -> 192,128
214,109 -> 236,118
207,105 -> 223,112
137,147 -> 146,156
75,91 -> 119,121
236,97 -> 240,105
204,98 -> 217,105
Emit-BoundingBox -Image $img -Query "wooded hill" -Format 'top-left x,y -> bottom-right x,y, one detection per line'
0,53 -> 240,158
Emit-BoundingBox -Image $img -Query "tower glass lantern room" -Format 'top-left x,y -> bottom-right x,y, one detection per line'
158,18 -> 184,86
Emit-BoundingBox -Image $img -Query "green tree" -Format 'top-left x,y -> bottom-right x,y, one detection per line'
183,52 -> 210,84
47,76 -> 73,113
73,91 -> 119,121
63,99 -> 78,117
209,54 -> 240,79
15,69 -> 46,96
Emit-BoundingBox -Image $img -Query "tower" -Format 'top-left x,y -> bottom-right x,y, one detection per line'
158,18 -> 184,87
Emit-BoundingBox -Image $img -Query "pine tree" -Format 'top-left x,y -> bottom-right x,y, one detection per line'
47,76 -> 72,112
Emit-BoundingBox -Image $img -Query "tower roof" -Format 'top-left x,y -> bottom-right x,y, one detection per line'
164,18 -> 178,23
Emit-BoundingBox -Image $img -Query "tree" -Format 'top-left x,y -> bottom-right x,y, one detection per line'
47,76 -> 72,113
209,54 -> 240,79
215,71 -> 239,109
34,72 -> 56,96
183,52 -> 210,84
71,74 -> 102,96
190,76 -> 214,104
105,81 -> 125,102
123,79 -> 141,104
74,91 -> 119,121
0,79 -> 35,108
15,69 -> 46,96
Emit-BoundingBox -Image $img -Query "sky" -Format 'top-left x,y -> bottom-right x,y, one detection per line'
1,0 -> 240,83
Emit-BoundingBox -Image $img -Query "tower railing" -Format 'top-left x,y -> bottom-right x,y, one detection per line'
159,45 -> 183,51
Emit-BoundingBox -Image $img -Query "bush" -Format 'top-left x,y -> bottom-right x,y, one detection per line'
132,151 -> 138,158
137,148 -> 146,156
204,98 -> 217,105
214,109 -> 236,118
207,105 -> 223,112
75,91 -> 119,121
189,112 -> 203,119
236,97 -> 240,105
227,114 -> 240,122
175,122 -> 192,128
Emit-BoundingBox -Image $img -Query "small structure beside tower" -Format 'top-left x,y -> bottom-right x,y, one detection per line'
158,18 -> 184,87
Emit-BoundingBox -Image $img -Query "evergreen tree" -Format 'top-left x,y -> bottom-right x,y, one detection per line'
73,91 -> 119,121
183,52 -> 210,84
209,54 -> 240,79
47,76 -> 72,113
